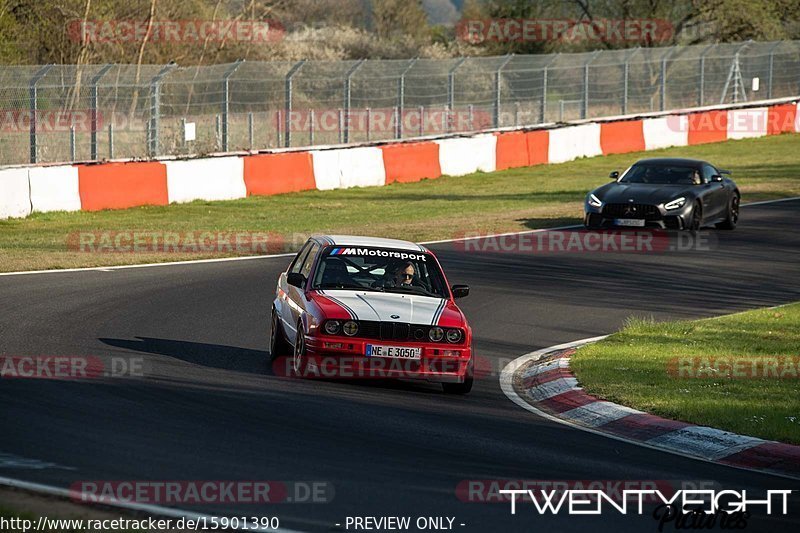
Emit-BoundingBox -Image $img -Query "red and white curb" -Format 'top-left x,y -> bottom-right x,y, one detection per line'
500,337 -> 800,481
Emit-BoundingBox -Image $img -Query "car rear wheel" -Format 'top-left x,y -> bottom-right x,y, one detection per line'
442,360 -> 473,395
292,322 -> 308,377
715,193 -> 740,230
688,201 -> 702,231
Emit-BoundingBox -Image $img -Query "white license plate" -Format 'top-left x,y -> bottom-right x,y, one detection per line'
365,344 -> 421,360
614,218 -> 646,227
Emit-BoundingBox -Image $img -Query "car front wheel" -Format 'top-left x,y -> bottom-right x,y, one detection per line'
716,193 -> 740,230
687,201 -> 702,231
292,322 -> 308,377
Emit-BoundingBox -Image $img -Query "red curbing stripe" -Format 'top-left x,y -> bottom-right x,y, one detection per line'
537,388 -> 599,414
380,142 -> 441,183
687,110 -> 728,145
602,413 -> 692,441
767,103 -> 798,135
495,132 -> 529,170
719,442 -> 800,475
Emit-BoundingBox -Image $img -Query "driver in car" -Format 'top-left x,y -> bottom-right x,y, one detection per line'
393,261 -> 416,287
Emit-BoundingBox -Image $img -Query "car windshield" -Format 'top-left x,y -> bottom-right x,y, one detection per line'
312,246 -> 448,298
620,164 -> 700,185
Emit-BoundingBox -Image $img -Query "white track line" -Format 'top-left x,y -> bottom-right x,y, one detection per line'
499,337 -> 800,482
0,476 -> 304,532
1,195 -> 798,278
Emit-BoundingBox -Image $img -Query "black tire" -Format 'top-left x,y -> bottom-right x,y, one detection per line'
292,321 -> 308,378
442,360 -> 473,394
687,201 -> 702,231
269,308 -> 290,361
715,192 -> 740,230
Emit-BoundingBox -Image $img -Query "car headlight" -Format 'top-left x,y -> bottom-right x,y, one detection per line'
429,327 -> 444,342
588,193 -> 603,208
324,320 -> 341,335
665,197 -> 686,210
446,329 -> 463,343
342,320 -> 358,336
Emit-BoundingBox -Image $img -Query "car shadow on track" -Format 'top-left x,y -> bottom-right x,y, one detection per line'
99,336 -> 449,395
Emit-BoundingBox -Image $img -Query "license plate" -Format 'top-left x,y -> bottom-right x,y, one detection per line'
614,218 -> 645,227
365,344 -> 421,360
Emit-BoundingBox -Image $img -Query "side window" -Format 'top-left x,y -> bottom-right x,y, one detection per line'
300,243 -> 321,278
290,242 -> 312,274
701,164 -> 717,183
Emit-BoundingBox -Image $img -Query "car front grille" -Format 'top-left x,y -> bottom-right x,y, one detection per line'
358,321 -> 429,341
602,203 -> 662,220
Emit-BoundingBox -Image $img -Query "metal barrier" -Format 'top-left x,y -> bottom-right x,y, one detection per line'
0,40 -> 798,166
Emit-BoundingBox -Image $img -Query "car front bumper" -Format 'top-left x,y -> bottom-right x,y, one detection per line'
584,202 -> 694,230
302,334 -> 473,383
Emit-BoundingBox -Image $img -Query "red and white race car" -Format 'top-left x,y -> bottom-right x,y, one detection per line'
270,235 -> 474,393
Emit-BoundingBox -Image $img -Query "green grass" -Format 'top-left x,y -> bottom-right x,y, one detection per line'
571,303 -> 800,444
1,133 -> 800,272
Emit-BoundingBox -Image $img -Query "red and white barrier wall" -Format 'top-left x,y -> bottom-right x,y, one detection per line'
1,99 -> 798,219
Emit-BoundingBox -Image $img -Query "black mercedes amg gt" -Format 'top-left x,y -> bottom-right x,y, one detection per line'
584,158 -> 740,231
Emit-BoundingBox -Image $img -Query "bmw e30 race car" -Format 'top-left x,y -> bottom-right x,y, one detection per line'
270,235 -> 474,394
584,158 -> 740,231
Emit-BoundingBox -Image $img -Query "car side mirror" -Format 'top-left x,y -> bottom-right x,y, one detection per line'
609,171 -> 619,180
451,285 -> 470,299
287,272 -> 306,288
711,175 -> 723,182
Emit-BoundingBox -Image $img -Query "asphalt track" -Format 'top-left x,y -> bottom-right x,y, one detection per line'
2,199 -> 800,532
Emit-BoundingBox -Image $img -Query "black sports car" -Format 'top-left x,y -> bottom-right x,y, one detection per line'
584,158 -> 740,231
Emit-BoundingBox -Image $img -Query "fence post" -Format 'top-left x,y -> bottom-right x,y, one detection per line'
108,123 -> 114,159
540,54 -> 558,124
284,60 -> 305,148
494,54 -> 513,128
622,47 -> 638,115
418,105 -> 424,137
221,59 -> 243,152
366,107 -> 371,142
147,63 -> 176,158
397,57 -> 418,139
766,41 -> 782,99
343,59 -> 365,144
89,64 -> 113,160
69,125 -> 75,162
660,47 -> 676,112
28,64 -> 53,164
583,51 -> 601,120
309,109 -> 315,145
448,57 -> 467,132
248,112 -> 254,150
698,44 -> 715,107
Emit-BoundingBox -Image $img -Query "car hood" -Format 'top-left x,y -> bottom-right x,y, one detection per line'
316,290 -> 454,325
594,183 -> 692,205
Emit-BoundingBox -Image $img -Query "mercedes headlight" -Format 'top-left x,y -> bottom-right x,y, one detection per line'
324,320 -> 341,335
665,197 -> 686,210
429,327 -> 444,342
588,193 -> 603,208
342,320 -> 358,336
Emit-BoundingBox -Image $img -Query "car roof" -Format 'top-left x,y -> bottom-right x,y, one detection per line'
634,158 -> 711,168
313,234 -> 428,252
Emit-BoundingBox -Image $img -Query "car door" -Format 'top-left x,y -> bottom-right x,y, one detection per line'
286,241 -> 321,344
701,164 -> 728,219
278,241 -> 312,344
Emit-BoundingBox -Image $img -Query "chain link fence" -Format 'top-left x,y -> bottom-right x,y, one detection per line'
1,40 -> 798,166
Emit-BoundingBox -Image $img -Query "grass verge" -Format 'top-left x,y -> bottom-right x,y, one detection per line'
1,133 -> 799,272
570,303 -> 800,444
